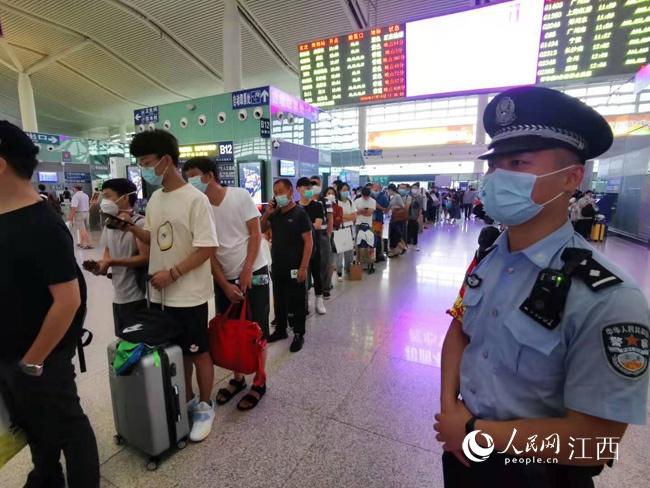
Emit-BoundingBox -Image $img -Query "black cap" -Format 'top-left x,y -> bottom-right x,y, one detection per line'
478,86 -> 613,161
0,121 -> 39,160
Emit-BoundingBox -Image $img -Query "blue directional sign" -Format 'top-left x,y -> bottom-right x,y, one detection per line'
364,149 -> 383,157
26,132 -> 60,145
133,106 -> 159,125
232,87 -> 270,109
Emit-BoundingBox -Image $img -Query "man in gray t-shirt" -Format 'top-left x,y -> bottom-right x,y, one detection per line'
92,179 -> 149,335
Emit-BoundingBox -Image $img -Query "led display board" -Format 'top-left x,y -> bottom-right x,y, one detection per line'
299,23 -> 406,107
537,0 -> 650,83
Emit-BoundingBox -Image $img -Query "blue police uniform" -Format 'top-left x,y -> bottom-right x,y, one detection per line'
460,220 -> 650,425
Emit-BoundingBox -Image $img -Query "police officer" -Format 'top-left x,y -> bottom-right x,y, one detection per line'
434,86 -> 650,488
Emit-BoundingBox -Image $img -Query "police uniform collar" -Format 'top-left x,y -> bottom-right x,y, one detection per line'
497,220 -> 575,268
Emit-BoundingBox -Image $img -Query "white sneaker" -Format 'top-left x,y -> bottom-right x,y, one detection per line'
337,274 -> 343,282
316,296 -> 327,315
187,395 -> 199,413
189,401 -> 215,442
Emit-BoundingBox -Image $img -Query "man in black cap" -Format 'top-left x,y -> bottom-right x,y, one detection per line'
435,87 -> 649,487
0,121 -> 99,487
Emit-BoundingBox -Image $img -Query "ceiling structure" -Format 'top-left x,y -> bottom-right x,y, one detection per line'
0,0 -> 472,137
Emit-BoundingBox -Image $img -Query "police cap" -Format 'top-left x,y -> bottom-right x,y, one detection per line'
478,86 -> 613,161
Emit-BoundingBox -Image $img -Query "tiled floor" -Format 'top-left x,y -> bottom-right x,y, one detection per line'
1,221 -> 649,487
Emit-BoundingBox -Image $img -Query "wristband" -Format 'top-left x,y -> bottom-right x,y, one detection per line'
174,266 -> 183,277
465,416 -> 478,435
169,269 -> 177,282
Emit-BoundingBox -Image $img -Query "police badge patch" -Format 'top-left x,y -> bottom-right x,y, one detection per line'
602,324 -> 650,379
495,96 -> 516,126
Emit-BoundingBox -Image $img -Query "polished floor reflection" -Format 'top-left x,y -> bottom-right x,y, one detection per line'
1,221 -> 648,487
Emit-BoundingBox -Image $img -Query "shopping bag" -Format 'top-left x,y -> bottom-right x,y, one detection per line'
208,297 -> 266,375
0,395 -> 27,468
348,263 -> 364,281
333,228 -> 354,253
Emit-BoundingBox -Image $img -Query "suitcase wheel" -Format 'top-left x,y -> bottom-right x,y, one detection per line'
146,458 -> 159,471
113,435 -> 124,446
177,439 -> 187,450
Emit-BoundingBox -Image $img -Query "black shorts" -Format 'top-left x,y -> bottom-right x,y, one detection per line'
150,302 -> 209,356
113,299 -> 147,337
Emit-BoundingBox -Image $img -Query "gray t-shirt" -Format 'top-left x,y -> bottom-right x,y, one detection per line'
100,215 -> 146,304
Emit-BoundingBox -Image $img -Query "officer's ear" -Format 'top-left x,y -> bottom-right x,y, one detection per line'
564,164 -> 584,192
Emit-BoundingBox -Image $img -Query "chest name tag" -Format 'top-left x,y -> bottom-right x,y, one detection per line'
602,324 -> 650,379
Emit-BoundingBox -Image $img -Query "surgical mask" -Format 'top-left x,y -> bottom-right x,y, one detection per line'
326,194 -> 336,202
311,186 -> 322,195
411,189 -> 418,195
340,191 -> 350,200
398,189 -> 408,196
304,189 -> 314,199
371,191 -> 379,198
100,193 -> 134,217
275,194 -> 290,207
479,166 -> 575,226
141,159 -> 167,186
188,175 -> 208,193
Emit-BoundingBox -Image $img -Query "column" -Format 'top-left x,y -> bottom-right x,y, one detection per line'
358,106 -> 367,153
119,123 -> 128,144
18,73 -> 38,132
581,160 -> 594,192
223,0 -> 242,92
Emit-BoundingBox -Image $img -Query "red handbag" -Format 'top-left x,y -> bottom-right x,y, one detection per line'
208,297 -> 267,375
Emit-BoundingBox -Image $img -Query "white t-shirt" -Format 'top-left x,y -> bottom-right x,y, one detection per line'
71,191 -> 90,212
144,184 -> 218,307
211,187 -> 267,280
354,197 -> 376,226
339,199 -> 355,228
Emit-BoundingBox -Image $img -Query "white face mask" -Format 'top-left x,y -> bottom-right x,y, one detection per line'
100,193 -> 135,217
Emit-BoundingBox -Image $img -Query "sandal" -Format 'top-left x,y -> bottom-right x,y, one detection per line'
236,384 -> 266,411
216,377 -> 247,405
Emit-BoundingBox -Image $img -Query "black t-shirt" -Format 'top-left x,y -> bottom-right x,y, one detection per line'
268,205 -> 312,270
299,200 -> 325,226
0,201 -> 85,362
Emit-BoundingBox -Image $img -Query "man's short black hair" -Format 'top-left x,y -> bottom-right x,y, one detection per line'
296,177 -> 312,188
361,187 -> 371,197
387,184 -> 397,192
274,178 -> 293,192
129,129 -> 180,167
38,184 -> 46,191
0,121 -> 40,180
102,178 -> 138,206
183,157 -> 219,182
310,175 -> 322,182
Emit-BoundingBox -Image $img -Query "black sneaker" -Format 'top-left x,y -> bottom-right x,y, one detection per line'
323,291 -> 331,299
267,329 -> 289,343
290,334 -> 304,353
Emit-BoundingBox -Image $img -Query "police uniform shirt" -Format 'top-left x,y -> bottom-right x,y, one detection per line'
460,220 -> 650,425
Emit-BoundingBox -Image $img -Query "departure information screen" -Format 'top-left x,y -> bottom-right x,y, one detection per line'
538,0 -> 650,83
299,24 -> 406,107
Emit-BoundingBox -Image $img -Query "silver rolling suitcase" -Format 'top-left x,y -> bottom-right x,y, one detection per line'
108,341 -> 190,470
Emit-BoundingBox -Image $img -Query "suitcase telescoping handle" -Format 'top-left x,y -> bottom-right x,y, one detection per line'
145,275 -> 166,311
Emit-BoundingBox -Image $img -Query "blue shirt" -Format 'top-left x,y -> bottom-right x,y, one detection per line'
373,192 -> 389,222
460,220 -> 650,425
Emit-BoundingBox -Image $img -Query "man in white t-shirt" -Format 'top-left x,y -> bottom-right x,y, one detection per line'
184,157 -> 269,412
127,130 -> 219,443
68,185 -> 93,249
354,187 -> 377,227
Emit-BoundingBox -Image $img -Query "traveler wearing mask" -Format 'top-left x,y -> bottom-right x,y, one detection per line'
183,157 -> 269,411
575,190 -> 598,240
0,121 -> 100,487
407,184 -> 424,251
296,177 -> 327,315
387,184 -> 406,258
436,86 -> 649,487
311,175 -> 335,299
261,179 -> 313,353
336,183 -> 356,279
128,130 -> 219,442
90,178 -> 149,336
371,183 -> 389,262
68,184 -> 93,249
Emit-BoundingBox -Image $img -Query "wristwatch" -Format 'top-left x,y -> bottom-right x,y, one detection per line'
465,415 -> 478,435
19,362 -> 44,377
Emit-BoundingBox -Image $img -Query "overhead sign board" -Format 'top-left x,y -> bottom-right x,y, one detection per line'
133,106 -> 159,125
26,132 -> 60,145
216,141 -> 234,162
232,87 -> 270,109
260,118 -> 271,138
64,172 -> 91,183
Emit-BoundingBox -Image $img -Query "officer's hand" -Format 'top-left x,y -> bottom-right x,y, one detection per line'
151,270 -> 174,290
224,283 -> 244,304
433,400 -> 472,453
